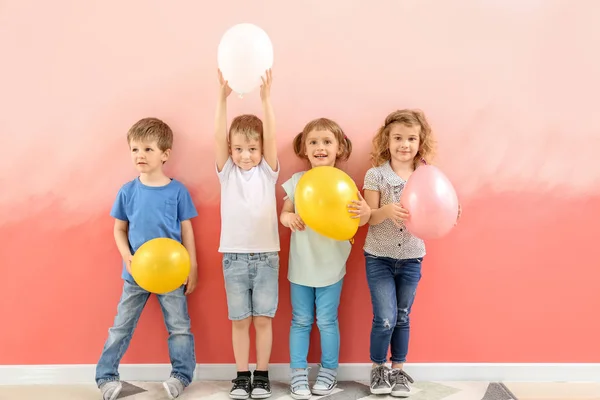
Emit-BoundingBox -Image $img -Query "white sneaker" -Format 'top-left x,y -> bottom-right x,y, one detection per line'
311,366 -> 337,395
290,368 -> 311,400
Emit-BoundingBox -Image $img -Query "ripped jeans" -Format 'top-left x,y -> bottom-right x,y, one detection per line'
364,251 -> 422,364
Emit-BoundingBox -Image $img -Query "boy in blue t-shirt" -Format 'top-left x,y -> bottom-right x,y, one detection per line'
95,117 -> 199,400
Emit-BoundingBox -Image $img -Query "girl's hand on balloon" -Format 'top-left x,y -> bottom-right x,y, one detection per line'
287,213 -> 306,232
348,191 -> 371,219
218,69 -> 232,99
386,203 -> 410,227
260,69 -> 272,101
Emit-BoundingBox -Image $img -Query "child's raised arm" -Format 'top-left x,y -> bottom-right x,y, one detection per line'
260,69 -> 277,171
215,69 -> 232,172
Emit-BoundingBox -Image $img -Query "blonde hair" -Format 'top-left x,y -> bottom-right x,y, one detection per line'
292,118 -> 352,164
230,114 -> 263,143
370,109 -> 436,168
127,117 -> 173,151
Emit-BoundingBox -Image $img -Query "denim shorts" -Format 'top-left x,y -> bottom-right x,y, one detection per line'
222,252 -> 280,320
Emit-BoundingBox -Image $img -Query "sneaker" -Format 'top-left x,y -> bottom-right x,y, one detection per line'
389,369 -> 414,397
370,365 -> 392,395
290,368 -> 311,400
250,374 -> 272,399
311,365 -> 337,395
230,375 -> 252,399
99,381 -> 122,400
163,377 -> 185,399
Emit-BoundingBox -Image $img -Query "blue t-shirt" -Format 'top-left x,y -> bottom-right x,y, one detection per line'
110,177 -> 198,282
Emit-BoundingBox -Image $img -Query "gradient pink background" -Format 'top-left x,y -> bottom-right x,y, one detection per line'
1,0 -> 599,365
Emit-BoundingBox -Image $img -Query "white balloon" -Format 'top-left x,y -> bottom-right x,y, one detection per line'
217,23 -> 274,96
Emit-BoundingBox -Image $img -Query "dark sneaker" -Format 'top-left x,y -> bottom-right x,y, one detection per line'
230,375 -> 252,399
251,375 -> 272,398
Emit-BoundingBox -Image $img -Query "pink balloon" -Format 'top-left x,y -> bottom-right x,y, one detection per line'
400,165 -> 459,240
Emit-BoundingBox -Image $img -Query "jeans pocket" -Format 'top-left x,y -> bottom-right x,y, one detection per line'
266,254 -> 280,270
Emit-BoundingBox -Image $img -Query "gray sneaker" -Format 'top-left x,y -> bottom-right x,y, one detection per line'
163,377 -> 185,399
99,381 -> 122,400
369,365 -> 392,395
389,369 -> 414,397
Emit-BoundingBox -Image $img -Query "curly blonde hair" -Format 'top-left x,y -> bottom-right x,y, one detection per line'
292,118 -> 352,164
370,109 -> 436,169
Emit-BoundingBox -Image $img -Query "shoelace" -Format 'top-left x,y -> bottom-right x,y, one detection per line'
390,369 -> 414,386
371,366 -> 389,387
231,376 -> 251,390
252,376 -> 270,390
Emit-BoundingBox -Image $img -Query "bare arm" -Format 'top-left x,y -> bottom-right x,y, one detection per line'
260,69 -> 277,171
181,220 -> 198,295
114,219 -> 131,259
364,189 -> 389,226
181,220 -> 197,268
215,70 -> 232,172
280,198 -> 295,227
114,219 -> 132,273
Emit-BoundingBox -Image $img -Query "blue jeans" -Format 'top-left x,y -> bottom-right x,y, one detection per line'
365,252 -> 422,364
289,279 -> 344,369
95,280 -> 195,387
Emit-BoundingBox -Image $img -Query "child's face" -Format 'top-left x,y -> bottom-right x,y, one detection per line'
305,129 -> 340,168
388,123 -> 420,165
230,134 -> 262,171
129,139 -> 170,174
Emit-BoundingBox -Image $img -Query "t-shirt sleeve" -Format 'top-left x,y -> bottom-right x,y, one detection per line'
178,186 -> 198,221
282,175 -> 296,204
110,186 -> 128,221
258,158 -> 280,184
216,157 -> 234,183
363,167 -> 381,192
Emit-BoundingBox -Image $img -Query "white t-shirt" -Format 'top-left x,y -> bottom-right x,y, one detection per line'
282,171 -> 350,288
217,157 -> 280,253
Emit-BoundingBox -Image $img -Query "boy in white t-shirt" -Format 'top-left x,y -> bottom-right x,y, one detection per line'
214,69 -> 280,400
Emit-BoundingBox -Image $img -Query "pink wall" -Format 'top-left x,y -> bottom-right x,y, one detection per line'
1,0 -> 599,365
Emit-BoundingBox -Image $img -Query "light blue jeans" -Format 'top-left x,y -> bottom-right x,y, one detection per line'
95,280 -> 195,387
289,279 -> 344,369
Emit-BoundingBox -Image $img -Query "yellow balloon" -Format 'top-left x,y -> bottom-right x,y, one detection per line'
131,238 -> 191,294
295,166 -> 359,241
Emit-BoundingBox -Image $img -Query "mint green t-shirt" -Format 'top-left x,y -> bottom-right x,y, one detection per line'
282,171 -> 351,288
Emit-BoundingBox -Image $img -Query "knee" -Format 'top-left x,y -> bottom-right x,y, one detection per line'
253,316 -> 272,331
396,307 -> 410,327
233,317 -> 252,330
373,311 -> 397,331
292,313 -> 313,329
316,311 -> 338,330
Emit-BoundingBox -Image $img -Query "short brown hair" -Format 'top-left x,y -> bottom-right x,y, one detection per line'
127,117 -> 173,151
370,109 -> 436,168
230,114 -> 263,142
293,118 -> 352,164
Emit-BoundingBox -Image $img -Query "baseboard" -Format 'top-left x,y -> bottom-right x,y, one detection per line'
1,363 -> 599,385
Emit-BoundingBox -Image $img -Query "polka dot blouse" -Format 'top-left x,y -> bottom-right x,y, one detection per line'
362,161 -> 426,260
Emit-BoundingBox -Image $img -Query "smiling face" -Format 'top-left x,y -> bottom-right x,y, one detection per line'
304,129 -> 340,168
230,133 -> 262,170
388,123 -> 421,165
129,139 -> 170,174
